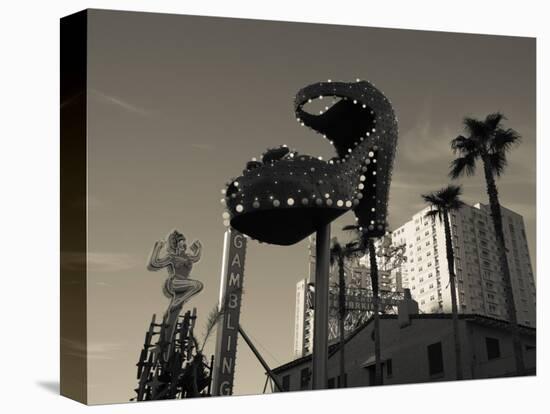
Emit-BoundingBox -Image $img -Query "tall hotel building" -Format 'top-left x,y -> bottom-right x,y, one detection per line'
293,202 -> 536,358
391,202 -> 536,326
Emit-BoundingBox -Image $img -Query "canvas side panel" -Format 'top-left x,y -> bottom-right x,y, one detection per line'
60,9 -> 88,404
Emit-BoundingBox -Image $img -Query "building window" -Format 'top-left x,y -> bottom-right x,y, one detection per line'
282,374 -> 291,391
427,342 -> 444,376
386,359 -> 393,377
486,337 -> 501,360
300,367 -> 310,390
337,373 -> 347,387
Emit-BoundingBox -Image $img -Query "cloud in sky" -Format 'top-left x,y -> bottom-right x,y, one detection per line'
62,251 -> 138,273
62,338 -> 126,361
90,89 -> 151,116
190,142 -> 216,151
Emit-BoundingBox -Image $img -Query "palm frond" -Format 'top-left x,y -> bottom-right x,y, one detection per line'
342,224 -> 360,233
344,241 -> 361,258
450,135 -> 477,155
449,153 -> 477,179
491,127 -> 521,153
421,193 -> 441,205
438,184 -> 463,203
344,240 -> 359,251
199,303 -> 225,352
463,117 -> 487,140
342,224 -> 369,252
424,208 -> 443,222
486,150 -> 508,177
422,185 -> 464,221
484,112 -> 506,131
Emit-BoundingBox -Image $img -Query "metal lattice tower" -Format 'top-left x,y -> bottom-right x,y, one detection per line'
133,308 -> 214,401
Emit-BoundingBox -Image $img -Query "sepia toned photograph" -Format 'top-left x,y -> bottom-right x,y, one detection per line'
60,8 -> 536,405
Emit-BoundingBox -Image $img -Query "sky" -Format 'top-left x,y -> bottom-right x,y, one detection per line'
84,9 -> 535,404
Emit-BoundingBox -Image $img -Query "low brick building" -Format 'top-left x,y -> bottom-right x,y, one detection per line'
272,293 -> 536,391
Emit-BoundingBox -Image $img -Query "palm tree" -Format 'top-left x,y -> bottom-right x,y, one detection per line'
186,304 -> 226,397
422,185 -> 465,380
376,233 -> 407,291
329,237 -> 359,388
342,225 -> 382,386
450,112 -> 525,375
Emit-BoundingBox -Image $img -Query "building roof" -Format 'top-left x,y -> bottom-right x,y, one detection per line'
271,312 -> 535,374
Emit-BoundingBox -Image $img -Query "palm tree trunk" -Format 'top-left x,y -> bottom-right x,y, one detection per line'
338,257 -> 346,387
368,239 -> 382,386
443,210 -> 464,380
482,156 -> 525,375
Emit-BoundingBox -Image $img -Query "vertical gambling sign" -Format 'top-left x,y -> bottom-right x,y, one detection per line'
212,229 -> 247,396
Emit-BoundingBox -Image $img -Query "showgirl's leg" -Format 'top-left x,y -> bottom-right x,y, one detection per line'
170,278 -> 204,309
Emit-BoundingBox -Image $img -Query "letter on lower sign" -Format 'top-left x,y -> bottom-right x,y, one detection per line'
220,381 -> 231,395
226,313 -> 235,329
233,234 -> 243,249
229,272 -> 241,288
228,293 -> 238,309
222,357 -> 233,374
231,253 -> 241,268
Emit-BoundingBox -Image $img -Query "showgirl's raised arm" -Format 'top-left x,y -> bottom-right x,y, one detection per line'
147,240 -> 172,271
